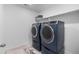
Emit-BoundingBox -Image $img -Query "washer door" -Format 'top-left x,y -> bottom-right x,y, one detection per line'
41,24 -> 54,44
32,25 -> 38,38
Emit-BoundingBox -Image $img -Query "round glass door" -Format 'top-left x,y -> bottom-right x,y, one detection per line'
32,25 -> 37,38
41,24 -> 54,44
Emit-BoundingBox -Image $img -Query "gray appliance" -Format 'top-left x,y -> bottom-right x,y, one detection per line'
32,23 -> 41,51
40,21 -> 64,54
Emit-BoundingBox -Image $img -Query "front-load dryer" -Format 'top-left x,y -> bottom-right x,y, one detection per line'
40,21 -> 64,54
31,23 -> 41,51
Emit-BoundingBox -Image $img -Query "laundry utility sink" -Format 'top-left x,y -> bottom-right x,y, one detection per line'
0,43 -> 6,54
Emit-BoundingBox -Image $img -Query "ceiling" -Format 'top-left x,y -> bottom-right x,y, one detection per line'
18,4 -> 60,13
18,4 -> 79,14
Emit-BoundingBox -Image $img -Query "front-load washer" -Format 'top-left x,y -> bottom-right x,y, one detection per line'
31,23 -> 41,51
40,21 -> 64,54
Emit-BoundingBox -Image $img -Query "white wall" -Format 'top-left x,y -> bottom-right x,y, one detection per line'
65,24 -> 79,54
0,5 -> 3,43
0,5 -> 38,50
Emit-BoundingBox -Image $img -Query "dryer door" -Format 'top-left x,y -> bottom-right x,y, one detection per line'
32,25 -> 38,38
41,24 -> 54,44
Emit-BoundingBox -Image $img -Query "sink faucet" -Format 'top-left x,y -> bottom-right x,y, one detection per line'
0,43 -> 6,48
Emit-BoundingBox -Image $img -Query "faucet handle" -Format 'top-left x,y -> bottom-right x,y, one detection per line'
0,43 -> 6,47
